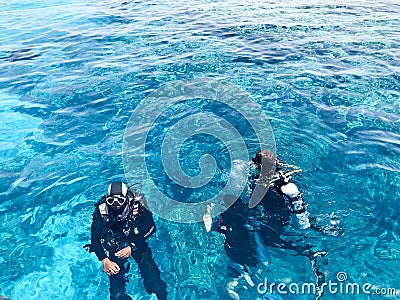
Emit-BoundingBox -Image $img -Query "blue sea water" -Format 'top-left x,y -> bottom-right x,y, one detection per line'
0,0 -> 399,299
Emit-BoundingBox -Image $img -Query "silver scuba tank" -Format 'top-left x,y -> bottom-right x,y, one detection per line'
280,183 -> 310,230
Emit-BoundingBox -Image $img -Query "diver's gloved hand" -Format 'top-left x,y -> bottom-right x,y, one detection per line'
102,257 -> 120,276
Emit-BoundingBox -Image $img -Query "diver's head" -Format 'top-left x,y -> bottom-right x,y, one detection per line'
106,182 -> 128,212
252,150 -> 276,170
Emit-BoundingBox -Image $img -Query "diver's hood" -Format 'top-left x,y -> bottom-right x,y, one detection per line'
108,182 -> 128,197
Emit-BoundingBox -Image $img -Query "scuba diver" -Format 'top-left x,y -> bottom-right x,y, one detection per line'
250,150 -> 310,232
204,195 -> 260,269
203,195 -> 269,300
204,151 -> 328,299
89,182 -> 167,300
250,150 -> 327,299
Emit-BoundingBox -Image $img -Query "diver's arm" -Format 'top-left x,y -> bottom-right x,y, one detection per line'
90,207 -> 108,261
140,206 -> 156,240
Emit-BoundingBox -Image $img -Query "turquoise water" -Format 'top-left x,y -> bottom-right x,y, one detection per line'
0,0 -> 399,299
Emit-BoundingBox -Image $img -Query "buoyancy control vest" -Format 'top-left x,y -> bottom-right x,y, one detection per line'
256,160 -> 310,229
96,186 -> 153,252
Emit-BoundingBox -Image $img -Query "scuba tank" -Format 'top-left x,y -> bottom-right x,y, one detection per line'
280,183 -> 310,230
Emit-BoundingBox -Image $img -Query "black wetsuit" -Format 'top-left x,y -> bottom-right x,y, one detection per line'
251,160 -> 306,231
243,160 -> 310,255
90,197 -> 167,300
251,162 -> 327,291
212,199 -> 259,270
260,183 -> 292,228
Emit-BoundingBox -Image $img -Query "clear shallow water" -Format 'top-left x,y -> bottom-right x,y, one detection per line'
0,0 -> 399,299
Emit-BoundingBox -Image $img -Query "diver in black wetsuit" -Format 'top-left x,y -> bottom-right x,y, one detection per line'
204,195 -> 260,269
251,150 -> 327,298
89,182 -> 167,300
250,151 -> 308,228
204,195 -> 263,299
